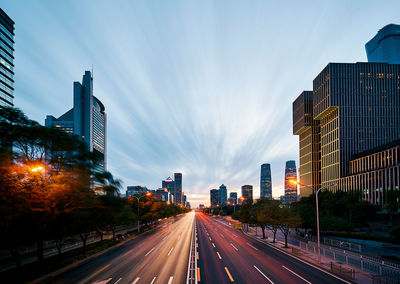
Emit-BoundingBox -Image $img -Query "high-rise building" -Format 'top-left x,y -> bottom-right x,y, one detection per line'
229,192 -> 238,204
365,24 -> 400,64
45,71 -> 106,173
284,160 -> 297,203
0,9 -> 15,107
241,185 -> 253,204
293,91 -> 321,198
174,173 -> 182,205
162,177 -> 175,200
293,62 -> 400,204
210,189 -> 219,207
126,186 -> 149,197
260,163 -> 272,199
219,184 -> 227,206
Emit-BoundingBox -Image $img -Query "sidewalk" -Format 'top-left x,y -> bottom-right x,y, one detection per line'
244,227 -> 373,284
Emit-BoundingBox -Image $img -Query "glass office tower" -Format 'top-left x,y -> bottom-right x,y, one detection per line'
260,163 -> 272,199
0,9 -> 14,107
365,24 -> 400,64
219,184 -> 227,205
241,185 -> 253,204
284,160 -> 298,203
210,189 -> 219,207
45,71 -> 107,173
174,173 -> 182,205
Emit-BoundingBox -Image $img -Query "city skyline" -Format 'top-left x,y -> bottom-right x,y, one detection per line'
3,1 -> 400,207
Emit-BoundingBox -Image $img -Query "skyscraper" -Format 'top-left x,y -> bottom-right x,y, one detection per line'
293,62 -> 400,204
210,189 -> 219,207
162,177 -> 176,200
365,24 -> 400,64
241,185 -> 253,204
284,160 -> 297,203
174,172 -> 182,205
0,9 -> 14,107
45,71 -> 107,173
229,192 -> 238,205
260,163 -> 272,199
219,184 -> 227,206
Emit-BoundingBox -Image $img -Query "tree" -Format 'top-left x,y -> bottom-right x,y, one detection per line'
278,206 -> 302,248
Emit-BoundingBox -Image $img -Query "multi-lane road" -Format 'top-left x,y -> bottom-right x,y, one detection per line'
41,212 -> 194,284
37,211 -> 351,284
196,212 -> 350,284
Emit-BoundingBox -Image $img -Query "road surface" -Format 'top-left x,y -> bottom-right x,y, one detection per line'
196,212 -> 350,284
41,212 -> 195,284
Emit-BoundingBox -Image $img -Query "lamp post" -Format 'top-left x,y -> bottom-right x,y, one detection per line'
133,191 -> 151,233
290,180 -> 337,263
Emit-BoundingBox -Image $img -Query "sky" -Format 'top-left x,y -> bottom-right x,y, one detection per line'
3,0 -> 400,207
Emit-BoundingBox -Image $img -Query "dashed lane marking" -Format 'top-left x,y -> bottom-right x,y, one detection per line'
254,265 -> 274,284
282,265 -> 312,284
145,247 -> 155,256
247,242 -> 259,251
150,277 -> 157,284
217,252 -> 222,259
224,267 -> 235,282
230,243 -> 238,251
131,277 -> 140,284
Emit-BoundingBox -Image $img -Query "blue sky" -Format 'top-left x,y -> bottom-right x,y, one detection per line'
3,0 -> 400,207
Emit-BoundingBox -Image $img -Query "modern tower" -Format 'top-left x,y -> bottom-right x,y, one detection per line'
365,24 -> 400,64
260,163 -> 272,199
229,192 -> 238,205
293,62 -> 400,204
284,161 -> 297,203
45,71 -> 107,173
241,185 -> 253,204
162,176 -> 176,201
174,173 -> 182,205
0,8 -> 15,107
219,184 -> 227,206
210,189 -> 219,207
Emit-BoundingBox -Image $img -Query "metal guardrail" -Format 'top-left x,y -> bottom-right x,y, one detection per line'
187,216 -> 197,284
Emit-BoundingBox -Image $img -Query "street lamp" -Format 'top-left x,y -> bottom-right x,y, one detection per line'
30,165 -> 45,173
133,191 -> 151,233
289,180 -> 337,263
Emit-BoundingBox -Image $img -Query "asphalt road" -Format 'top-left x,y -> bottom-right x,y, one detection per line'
196,212 -> 351,284
41,212 -> 195,284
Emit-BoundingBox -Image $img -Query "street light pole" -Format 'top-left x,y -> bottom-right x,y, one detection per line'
133,192 -> 151,233
290,180 -> 337,263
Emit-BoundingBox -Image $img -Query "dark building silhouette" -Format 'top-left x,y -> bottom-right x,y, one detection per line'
210,189 -> 219,207
174,173 -> 182,205
162,177 -> 176,203
0,8 -> 15,107
260,163 -> 272,199
366,24 -> 400,64
284,161 -> 297,203
241,185 -> 253,204
219,184 -> 227,205
229,192 -> 238,205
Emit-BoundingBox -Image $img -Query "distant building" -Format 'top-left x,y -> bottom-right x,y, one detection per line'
0,8 -> 14,107
156,188 -> 169,202
174,173 -> 183,205
284,161 -> 297,203
219,184 -> 227,206
126,186 -> 149,197
229,192 -> 238,204
366,24 -> 400,64
162,177 -> 176,200
241,185 -> 253,204
210,189 -> 219,207
199,204 -> 205,209
260,163 -> 272,199
45,71 -> 106,174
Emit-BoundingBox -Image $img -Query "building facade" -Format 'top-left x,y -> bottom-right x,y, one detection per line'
229,192 -> 238,204
241,185 -> 253,204
219,184 -> 227,206
284,160 -> 298,203
260,163 -> 272,199
365,24 -> 400,64
126,186 -> 149,197
45,71 -> 107,173
0,9 -> 14,107
174,173 -> 182,205
210,189 -> 219,207
293,62 -> 400,204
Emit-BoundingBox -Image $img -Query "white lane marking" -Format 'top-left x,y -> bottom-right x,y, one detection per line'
247,242 -> 259,251
150,277 -> 157,284
145,247 -> 155,256
254,265 -> 274,284
220,233 -> 225,238
212,243 -> 216,248
162,235 -> 168,241
92,278 -> 112,284
282,265 -> 312,284
132,277 -> 140,284
168,276 -> 173,284
230,243 -> 238,251
114,278 -> 122,284
168,247 -> 174,256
